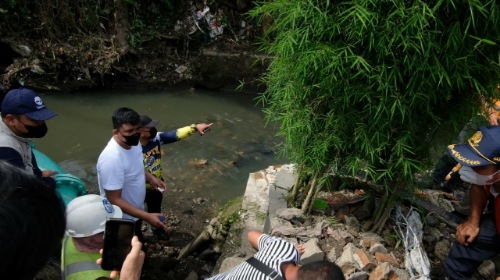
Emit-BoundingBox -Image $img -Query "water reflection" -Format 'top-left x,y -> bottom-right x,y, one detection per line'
35,88 -> 287,203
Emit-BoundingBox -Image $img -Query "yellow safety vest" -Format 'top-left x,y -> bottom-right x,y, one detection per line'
61,235 -> 117,280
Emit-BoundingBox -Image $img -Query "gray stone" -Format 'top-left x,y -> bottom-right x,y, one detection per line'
347,271 -> 369,280
300,238 -> 325,264
391,268 -> 411,280
184,271 -> 198,280
345,215 -> 360,229
369,243 -> 388,254
478,260 -> 495,279
275,208 -> 303,221
337,243 -> 358,266
434,239 -> 451,262
327,245 -> 343,262
218,257 -> 245,274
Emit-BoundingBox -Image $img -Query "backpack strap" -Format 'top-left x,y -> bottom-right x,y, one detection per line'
246,257 -> 284,280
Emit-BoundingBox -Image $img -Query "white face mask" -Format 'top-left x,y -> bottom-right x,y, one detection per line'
459,165 -> 500,185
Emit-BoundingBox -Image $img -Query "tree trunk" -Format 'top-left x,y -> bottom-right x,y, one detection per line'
113,0 -> 133,55
301,172 -> 318,215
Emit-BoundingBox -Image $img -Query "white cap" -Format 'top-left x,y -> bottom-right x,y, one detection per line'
66,194 -> 123,237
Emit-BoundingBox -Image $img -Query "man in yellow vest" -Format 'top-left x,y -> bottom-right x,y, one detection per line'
61,194 -> 123,280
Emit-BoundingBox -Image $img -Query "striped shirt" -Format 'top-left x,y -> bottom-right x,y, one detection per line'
206,234 -> 300,280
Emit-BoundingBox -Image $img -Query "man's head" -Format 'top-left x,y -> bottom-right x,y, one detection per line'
447,126 -> 500,167
66,194 -> 122,253
112,107 -> 141,147
139,114 -> 159,141
0,160 -> 66,280
448,126 -> 500,184
1,88 -> 58,138
297,261 -> 345,280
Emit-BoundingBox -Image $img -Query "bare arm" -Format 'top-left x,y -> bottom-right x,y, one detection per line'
455,184 -> 488,245
247,230 -> 264,250
145,170 -> 167,191
105,189 -> 166,229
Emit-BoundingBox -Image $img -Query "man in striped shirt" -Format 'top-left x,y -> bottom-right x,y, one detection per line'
108,230 -> 345,279
206,230 -> 345,280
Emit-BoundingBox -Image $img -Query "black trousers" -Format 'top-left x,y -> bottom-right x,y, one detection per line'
145,189 -> 163,214
444,214 -> 500,279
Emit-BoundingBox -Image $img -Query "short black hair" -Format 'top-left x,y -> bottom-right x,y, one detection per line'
112,107 -> 140,129
0,160 -> 66,280
297,261 -> 345,280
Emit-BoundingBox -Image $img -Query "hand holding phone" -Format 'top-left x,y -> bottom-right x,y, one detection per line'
101,218 -> 135,271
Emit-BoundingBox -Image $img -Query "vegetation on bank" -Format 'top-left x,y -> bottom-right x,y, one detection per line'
250,0 -> 499,231
0,0 -> 255,88
1,0 -> 499,232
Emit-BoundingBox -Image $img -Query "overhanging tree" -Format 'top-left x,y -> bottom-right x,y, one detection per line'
250,0 -> 499,231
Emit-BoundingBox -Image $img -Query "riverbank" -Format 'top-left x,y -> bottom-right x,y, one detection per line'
146,164 -> 500,280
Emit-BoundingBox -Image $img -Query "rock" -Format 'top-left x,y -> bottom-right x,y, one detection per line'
327,246 -> 343,262
184,271 -> 198,280
433,239 -> 451,262
300,238 -> 325,264
347,271 -> 369,280
345,215 -> 360,229
218,256 -> 245,274
477,260 -> 495,279
374,252 -> 400,267
369,262 -> 391,280
369,243 -> 388,255
276,208 -> 303,221
337,243 -> 358,265
354,248 -> 376,272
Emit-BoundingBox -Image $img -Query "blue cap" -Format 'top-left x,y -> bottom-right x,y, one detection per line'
1,88 -> 57,121
447,126 -> 500,166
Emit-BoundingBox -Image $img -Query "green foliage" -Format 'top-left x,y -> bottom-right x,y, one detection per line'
312,199 -> 329,210
249,0 -> 499,197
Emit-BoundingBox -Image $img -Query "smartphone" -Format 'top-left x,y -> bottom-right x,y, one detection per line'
101,218 -> 135,271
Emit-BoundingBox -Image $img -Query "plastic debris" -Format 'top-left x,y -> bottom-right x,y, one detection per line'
395,206 -> 431,280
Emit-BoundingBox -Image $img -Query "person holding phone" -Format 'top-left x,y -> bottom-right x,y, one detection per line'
139,114 -> 212,239
62,194 -> 124,279
97,107 -> 167,242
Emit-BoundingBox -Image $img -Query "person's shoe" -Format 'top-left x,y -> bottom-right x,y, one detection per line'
153,228 -> 169,240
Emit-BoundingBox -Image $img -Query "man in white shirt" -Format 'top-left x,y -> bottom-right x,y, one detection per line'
97,107 -> 166,241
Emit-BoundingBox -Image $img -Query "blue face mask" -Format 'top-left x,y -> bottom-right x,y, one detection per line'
459,166 -> 500,185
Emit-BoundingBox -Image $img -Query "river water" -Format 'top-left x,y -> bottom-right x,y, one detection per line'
34,88 -> 287,204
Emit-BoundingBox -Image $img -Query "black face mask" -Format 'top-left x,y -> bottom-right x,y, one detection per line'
148,128 -> 158,140
121,133 -> 140,146
21,122 -> 48,138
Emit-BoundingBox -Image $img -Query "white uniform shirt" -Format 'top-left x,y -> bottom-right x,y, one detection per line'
97,138 -> 145,221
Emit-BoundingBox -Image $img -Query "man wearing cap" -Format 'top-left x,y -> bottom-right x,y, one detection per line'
444,125 -> 500,279
62,194 -> 125,280
0,88 -> 58,185
139,114 -> 212,239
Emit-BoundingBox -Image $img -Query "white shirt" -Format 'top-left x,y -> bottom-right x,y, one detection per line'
97,138 -> 145,221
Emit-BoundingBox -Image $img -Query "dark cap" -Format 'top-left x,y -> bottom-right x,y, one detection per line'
447,125 -> 500,166
1,88 -> 57,121
139,115 -> 159,128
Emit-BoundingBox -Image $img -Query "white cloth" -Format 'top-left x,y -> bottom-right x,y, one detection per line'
206,234 -> 300,280
459,165 -> 500,186
97,138 -> 145,221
